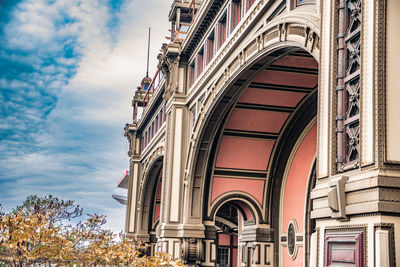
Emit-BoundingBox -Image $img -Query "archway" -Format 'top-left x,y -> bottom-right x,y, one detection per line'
136,156 -> 163,255
190,47 -> 319,266
211,198 -> 260,267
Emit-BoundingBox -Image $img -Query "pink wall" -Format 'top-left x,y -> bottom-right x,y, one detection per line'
153,204 -> 160,222
212,177 -> 264,205
226,108 -> 289,133
218,233 -> 231,246
232,248 -> 238,267
273,55 -> 318,69
233,200 -> 255,220
253,70 -> 318,88
216,136 -> 274,170
283,247 -> 303,267
156,180 -> 162,200
282,124 -> 317,266
238,88 -> 306,107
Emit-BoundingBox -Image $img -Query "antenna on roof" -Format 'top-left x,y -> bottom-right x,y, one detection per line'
146,27 -> 151,77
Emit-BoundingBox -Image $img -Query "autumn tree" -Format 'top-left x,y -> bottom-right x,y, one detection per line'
0,195 -> 184,266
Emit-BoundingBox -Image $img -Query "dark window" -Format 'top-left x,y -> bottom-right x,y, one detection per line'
218,13 -> 227,49
188,62 -> 195,87
206,32 -> 214,65
246,0 -> 255,11
217,247 -> 229,267
195,48 -> 204,78
230,0 -> 242,32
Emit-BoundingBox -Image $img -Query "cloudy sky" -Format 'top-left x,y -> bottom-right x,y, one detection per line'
0,0 -> 170,232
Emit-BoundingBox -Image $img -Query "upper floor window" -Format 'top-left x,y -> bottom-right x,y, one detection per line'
245,0 -> 255,12
206,32 -> 215,65
217,13 -> 227,49
188,62 -> 195,88
195,47 -> 204,79
230,0 -> 242,32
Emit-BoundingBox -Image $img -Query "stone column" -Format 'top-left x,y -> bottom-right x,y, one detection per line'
156,41 -> 204,263
124,123 -> 144,239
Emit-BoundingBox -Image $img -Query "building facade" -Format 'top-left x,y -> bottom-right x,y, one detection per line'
121,0 -> 400,266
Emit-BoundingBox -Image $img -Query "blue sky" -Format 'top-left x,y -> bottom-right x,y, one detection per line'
0,0 -> 170,232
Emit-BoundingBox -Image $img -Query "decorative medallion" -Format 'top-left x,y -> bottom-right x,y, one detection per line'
287,219 -> 299,259
288,222 -> 296,256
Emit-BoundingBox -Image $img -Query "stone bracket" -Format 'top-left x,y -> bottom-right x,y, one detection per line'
328,176 -> 348,220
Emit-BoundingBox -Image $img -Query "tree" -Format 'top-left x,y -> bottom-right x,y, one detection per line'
12,195 -> 82,228
0,195 -> 184,266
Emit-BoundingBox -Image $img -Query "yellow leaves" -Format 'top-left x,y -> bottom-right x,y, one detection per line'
0,196 -> 186,266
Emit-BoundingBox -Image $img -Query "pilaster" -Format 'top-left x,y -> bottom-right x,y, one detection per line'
124,123 -> 143,237
156,40 -> 204,261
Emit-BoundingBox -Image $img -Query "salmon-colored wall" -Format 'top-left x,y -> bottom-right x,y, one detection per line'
226,108 -> 289,133
212,177 -> 264,205
216,136 -> 274,170
283,247 -> 303,267
232,248 -> 238,267
273,55 -> 318,69
253,70 -> 318,88
153,204 -> 160,222
239,88 -> 306,108
282,124 -> 317,266
233,200 -> 254,220
156,180 -> 162,199
218,233 -> 231,246
153,178 -> 162,223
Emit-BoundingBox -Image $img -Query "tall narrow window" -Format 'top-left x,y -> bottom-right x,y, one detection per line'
246,0 -> 255,12
230,0 -> 242,32
206,32 -> 214,65
188,62 -> 195,87
218,13 -> 227,49
336,0 -> 361,171
195,48 -> 204,78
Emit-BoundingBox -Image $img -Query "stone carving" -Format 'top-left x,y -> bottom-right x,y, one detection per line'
337,0 -> 361,171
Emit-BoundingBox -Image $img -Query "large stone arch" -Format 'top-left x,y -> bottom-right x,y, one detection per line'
184,16 -> 320,226
181,15 -> 320,267
135,149 -> 164,243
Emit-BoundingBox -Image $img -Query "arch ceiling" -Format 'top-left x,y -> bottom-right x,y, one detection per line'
209,49 -> 318,217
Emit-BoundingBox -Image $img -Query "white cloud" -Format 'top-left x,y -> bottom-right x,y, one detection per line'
1,0 -> 172,234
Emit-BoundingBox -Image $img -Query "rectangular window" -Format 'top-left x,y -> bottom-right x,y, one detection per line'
188,62 -> 195,87
217,247 -> 229,266
230,0 -> 242,32
246,0 -> 255,11
218,13 -> 227,49
206,32 -> 214,65
195,48 -> 204,79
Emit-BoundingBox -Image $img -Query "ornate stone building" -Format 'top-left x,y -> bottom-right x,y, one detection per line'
121,0 -> 400,266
